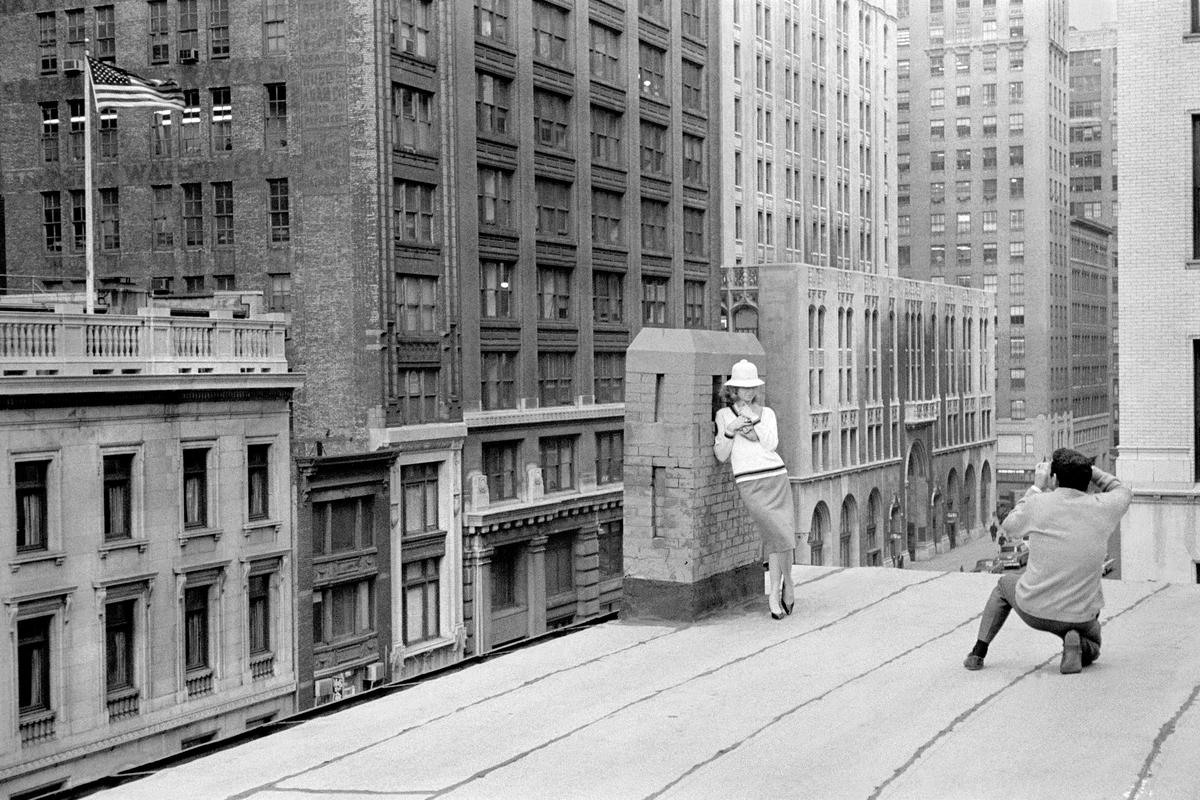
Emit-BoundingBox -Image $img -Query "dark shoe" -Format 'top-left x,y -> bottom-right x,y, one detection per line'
1081,640 -> 1100,668
781,586 -> 794,615
963,654 -> 984,671
1061,631 -> 1082,674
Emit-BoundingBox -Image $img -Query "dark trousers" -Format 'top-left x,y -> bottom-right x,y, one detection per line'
977,574 -> 1102,665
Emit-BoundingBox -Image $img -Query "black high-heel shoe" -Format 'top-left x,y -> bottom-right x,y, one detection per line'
781,586 -> 794,616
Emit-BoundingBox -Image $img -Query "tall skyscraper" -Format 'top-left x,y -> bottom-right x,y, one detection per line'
1068,24 -> 1118,463
897,0 -> 1073,514
0,0 -> 724,716
1117,0 -> 1200,583
719,0 -> 898,337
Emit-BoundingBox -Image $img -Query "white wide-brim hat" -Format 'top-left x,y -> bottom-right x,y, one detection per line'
724,359 -> 765,387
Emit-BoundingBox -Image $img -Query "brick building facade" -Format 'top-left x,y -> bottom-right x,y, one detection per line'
1115,0 -> 1200,583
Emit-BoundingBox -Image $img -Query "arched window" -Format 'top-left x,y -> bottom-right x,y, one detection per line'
840,495 -> 858,567
810,502 -> 829,566
866,489 -> 882,566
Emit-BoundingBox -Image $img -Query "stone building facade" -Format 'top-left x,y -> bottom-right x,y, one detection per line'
0,299 -> 299,798
759,263 -> 997,563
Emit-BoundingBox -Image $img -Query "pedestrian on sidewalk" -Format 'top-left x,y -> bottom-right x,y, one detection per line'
989,516 -> 999,542
963,450 -> 1131,674
714,360 -> 796,620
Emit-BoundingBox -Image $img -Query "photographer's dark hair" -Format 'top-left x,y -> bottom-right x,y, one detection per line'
1050,448 -> 1094,492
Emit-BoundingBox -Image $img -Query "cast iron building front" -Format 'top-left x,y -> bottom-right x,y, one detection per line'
896,0 -> 1073,515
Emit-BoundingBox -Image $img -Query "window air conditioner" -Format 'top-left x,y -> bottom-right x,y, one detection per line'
178,49 -> 199,63
62,59 -> 83,74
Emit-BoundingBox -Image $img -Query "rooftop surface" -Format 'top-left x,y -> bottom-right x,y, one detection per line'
96,566 -> 1200,800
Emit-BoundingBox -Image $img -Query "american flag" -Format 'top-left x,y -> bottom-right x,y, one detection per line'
87,56 -> 185,111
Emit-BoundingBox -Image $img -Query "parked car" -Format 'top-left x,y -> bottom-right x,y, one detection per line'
996,539 -> 1029,570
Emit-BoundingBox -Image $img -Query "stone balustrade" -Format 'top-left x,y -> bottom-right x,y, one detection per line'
0,310 -> 288,377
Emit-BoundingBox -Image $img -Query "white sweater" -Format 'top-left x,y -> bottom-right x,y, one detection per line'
713,406 -> 787,482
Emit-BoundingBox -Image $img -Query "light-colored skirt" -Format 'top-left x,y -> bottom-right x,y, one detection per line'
736,472 -> 797,554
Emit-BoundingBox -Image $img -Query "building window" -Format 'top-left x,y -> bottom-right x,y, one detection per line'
105,599 -> 136,697
545,535 -> 575,598
930,213 -> 946,235
1009,305 -> 1025,326
1011,399 -> 1027,420
394,0 -> 432,56
395,85 -> 433,152
598,521 -> 623,580
212,182 -> 234,245
401,463 -> 440,535
956,149 -> 971,170
265,83 -> 288,149
483,441 -> 519,501
246,444 -> 270,521
684,280 -> 706,328
264,0 -> 286,53
95,5 -> 116,60
402,557 -> 440,645
535,179 -> 572,237
268,178 -> 289,242
181,90 -> 202,154
592,189 -> 624,246
1010,336 -> 1025,359
210,87 -> 231,152
69,190 -> 86,252
67,100 -> 85,161
956,85 -> 971,106
682,134 -> 705,184
956,212 -> 971,235
394,181 -> 435,243
593,271 -> 624,324
481,351 -> 516,410
640,198 -> 669,252
587,350 -> 623,405
532,1 -> 568,63
640,121 -> 668,177
641,276 -> 669,326
97,188 -> 120,250
476,73 -> 510,135
1009,241 -> 1024,262
1010,367 -> 1026,389
639,43 -> 666,99
184,585 -> 210,675
478,166 -> 513,227
40,102 -> 59,163
1009,81 -> 1023,103
534,90 -> 569,151
491,545 -> 524,610
589,23 -> 621,82
18,616 -> 52,719
209,0 -> 230,58
537,351 -> 575,406
268,274 -> 291,312
42,192 -> 63,253
103,454 -> 134,540
182,183 -> 204,247
16,461 -> 50,552
537,267 -> 572,320
1009,177 -> 1024,199
480,260 -> 514,318
313,493 -> 375,555
148,0 -> 170,62
312,580 -> 375,646
1194,116 -> 1200,258
683,208 -> 706,257
38,12 -> 58,73
590,106 -> 623,166
595,430 -> 624,485
248,572 -> 271,657
396,368 -> 440,423
682,60 -> 705,111
182,448 -> 209,529
539,436 -> 576,492
177,0 -> 200,53
475,0 -> 508,42
396,274 -> 438,334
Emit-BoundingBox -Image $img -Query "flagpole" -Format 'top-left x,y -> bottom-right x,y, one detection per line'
83,49 -> 96,314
